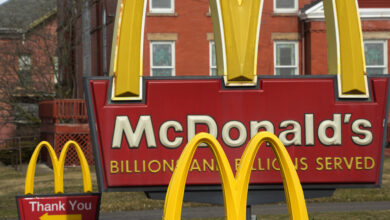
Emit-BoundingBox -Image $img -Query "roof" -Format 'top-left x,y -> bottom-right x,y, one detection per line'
302,0 -> 390,12
300,0 -> 390,20
0,0 -> 56,33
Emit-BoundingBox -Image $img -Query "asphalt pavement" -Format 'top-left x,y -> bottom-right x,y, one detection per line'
99,201 -> 390,219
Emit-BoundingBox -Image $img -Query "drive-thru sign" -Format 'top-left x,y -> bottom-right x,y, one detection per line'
85,0 -> 389,191
17,141 -> 101,220
17,194 -> 100,220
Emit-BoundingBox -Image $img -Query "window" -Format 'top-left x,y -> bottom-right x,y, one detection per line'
53,56 -> 59,84
150,41 -> 175,76
274,41 -> 298,75
18,55 -> 31,71
150,0 -> 174,14
364,40 -> 388,74
210,41 -> 217,76
274,0 -> 298,13
18,55 -> 32,86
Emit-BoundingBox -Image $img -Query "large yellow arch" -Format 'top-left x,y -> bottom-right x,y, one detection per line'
24,141 -> 92,195
58,141 -> 92,194
25,141 -> 60,195
163,132 -> 308,220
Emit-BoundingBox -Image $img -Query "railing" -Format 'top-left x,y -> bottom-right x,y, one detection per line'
39,99 -> 88,124
39,99 -> 93,165
0,136 -> 40,170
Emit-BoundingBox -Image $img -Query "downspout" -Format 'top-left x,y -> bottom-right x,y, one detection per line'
299,10 -> 306,76
301,20 -> 306,75
102,1 -> 108,76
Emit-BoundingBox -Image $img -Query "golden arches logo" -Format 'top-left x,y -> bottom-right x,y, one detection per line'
24,141 -> 92,195
163,132 -> 308,220
110,0 -> 367,100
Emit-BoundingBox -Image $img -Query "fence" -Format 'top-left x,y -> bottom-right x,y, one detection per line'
0,136 -> 40,170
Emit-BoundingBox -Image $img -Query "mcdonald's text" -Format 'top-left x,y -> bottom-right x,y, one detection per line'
111,113 -> 372,149
86,77 -> 389,189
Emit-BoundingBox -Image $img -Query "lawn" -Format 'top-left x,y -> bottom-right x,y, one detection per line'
0,157 -> 389,219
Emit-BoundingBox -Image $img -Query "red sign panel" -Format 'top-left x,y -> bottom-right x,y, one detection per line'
85,76 -> 389,190
17,194 -> 101,220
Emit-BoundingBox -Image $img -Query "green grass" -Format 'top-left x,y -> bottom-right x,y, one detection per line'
185,211 -> 390,220
0,157 -> 389,219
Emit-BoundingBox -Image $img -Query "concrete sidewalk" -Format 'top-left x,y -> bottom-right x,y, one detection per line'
99,201 -> 390,219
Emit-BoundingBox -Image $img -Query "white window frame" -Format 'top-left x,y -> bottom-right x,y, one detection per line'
274,41 -> 299,75
274,0 -> 298,14
150,41 -> 175,76
364,40 -> 388,75
149,0 -> 174,14
209,41 -> 217,76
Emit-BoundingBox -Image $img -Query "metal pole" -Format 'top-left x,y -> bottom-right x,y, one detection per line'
247,205 -> 257,220
18,137 -> 22,171
247,205 -> 251,220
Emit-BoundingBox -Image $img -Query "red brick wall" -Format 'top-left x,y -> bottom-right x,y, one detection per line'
358,0 -> 390,8
87,0 -> 390,81
0,17 -> 57,139
144,0 -> 213,76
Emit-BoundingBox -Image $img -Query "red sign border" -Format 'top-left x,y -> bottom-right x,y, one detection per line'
84,75 -> 390,192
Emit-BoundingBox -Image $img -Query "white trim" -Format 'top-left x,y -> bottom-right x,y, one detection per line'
274,0 -> 298,14
332,0 -> 341,74
274,41 -> 299,75
149,0 -> 174,14
301,2 -> 390,20
364,40 -> 388,74
150,41 -> 175,76
209,41 -> 217,76
216,0 -> 227,79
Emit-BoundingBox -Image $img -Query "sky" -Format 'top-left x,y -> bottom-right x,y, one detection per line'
0,0 -> 8,5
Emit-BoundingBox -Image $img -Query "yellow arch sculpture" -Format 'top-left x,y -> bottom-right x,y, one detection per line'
24,141 -> 92,195
163,132 -> 308,220
110,0 -> 367,100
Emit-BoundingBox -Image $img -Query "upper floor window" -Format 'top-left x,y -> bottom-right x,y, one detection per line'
150,0 -> 174,14
274,41 -> 298,75
150,41 -> 175,76
210,41 -> 217,76
53,56 -> 59,84
18,54 -> 32,86
364,40 -> 388,74
18,55 -> 31,71
274,0 -> 298,13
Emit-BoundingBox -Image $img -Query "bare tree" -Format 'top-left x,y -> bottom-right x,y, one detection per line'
0,2 -> 58,136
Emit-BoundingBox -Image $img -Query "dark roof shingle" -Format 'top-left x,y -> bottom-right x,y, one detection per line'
0,0 -> 56,31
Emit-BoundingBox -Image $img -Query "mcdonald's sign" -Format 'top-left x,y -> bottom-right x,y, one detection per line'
16,141 -> 101,220
85,0 -> 390,191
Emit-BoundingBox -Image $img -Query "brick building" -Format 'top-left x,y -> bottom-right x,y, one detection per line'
0,0 -> 57,139
57,0 -> 390,98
